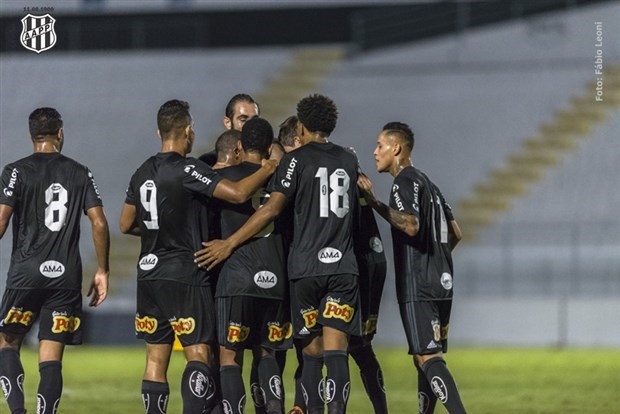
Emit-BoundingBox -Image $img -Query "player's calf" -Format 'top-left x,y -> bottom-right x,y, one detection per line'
142,380 -> 169,414
324,350 -> 350,414
0,348 -> 26,414
421,357 -> 466,414
37,360 -> 62,414
350,344 -> 388,414
181,360 -> 217,414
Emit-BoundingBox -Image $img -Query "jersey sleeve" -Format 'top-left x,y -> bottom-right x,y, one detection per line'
0,164 -> 19,207
392,173 -> 421,218
83,168 -> 103,213
437,188 -> 454,221
268,152 -> 298,200
124,172 -> 137,206
182,158 -> 223,198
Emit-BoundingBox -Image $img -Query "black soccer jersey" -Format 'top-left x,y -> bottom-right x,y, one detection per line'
124,152 -> 222,286
211,162 -> 286,300
268,141 -> 359,280
0,153 -> 102,290
354,194 -> 387,265
389,166 -> 455,302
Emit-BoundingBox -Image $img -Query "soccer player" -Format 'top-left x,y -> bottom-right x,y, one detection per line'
197,94 -> 361,414
203,130 -> 242,170
211,117 -> 290,414
119,100 -> 277,414
0,107 -> 110,414
223,93 -> 260,132
357,122 -> 466,414
349,149 -> 389,414
277,116 -> 301,153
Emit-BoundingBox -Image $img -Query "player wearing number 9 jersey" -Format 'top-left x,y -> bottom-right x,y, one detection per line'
0,107 -> 110,414
120,100 -> 277,414
196,94 -> 360,414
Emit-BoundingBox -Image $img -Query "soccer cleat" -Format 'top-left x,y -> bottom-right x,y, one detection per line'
287,406 -> 305,414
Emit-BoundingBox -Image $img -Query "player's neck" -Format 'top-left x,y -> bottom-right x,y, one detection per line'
160,141 -> 186,157
390,157 -> 412,177
242,152 -> 263,165
33,140 -> 60,153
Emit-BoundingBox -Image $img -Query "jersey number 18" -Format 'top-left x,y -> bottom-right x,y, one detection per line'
314,167 -> 350,218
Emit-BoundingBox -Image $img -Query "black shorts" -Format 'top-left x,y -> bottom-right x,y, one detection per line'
399,300 -> 451,355
290,274 -> 361,339
0,288 -> 83,345
136,280 -> 216,347
356,257 -> 387,342
216,296 -> 292,351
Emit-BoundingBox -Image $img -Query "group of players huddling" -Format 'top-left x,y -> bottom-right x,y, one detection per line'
0,93 -> 466,414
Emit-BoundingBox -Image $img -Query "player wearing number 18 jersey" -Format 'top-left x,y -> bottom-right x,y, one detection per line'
120,100 -> 276,414
197,94 -> 360,414
0,107 -> 110,414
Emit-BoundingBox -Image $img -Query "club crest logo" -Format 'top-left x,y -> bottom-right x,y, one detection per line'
21,14 -> 57,53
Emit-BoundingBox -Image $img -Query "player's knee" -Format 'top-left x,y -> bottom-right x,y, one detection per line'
415,352 -> 443,369
0,332 -> 23,350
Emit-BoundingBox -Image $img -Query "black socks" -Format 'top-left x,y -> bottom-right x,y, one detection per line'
0,348 -> 26,414
181,361 -> 216,414
142,379 -> 170,414
323,351 -> 349,414
220,365 -> 245,414
422,357 -> 466,414
37,361 -> 62,414
350,345 -> 388,414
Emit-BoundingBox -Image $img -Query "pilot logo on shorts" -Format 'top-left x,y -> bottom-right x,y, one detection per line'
318,247 -> 342,264
139,254 -> 158,271
441,272 -> 453,290
135,316 -> 157,334
170,317 -> 195,335
254,271 -> 277,289
52,315 -> 80,333
323,301 -> 354,323
21,14 -> 57,53
227,324 -> 250,343
39,260 -> 65,278
3,308 -> 35,326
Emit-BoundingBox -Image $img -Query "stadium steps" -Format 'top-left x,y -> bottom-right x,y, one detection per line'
457,64 -> 620,242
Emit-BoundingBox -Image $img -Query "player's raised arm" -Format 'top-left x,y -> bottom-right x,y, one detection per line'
195,191 -> 287,270
211,158 -> 277,204
86,206 -> 110,307
358,173 -> 419,237
0,204 -> 13,239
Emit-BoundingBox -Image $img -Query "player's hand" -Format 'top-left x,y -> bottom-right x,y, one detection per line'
357,173 -> 375,195
87,269 -> 109,307
261,158 -> 278,173
194,239 -> 234,270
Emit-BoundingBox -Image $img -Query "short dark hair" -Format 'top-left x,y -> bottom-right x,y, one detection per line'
215,129 -> 241,160
296,94 -> 337,137
29,107 -> 63,138
225,93 -> 260,119
241,117 -> 273,159
277,115 -> 298,147
383,121 -> 414,151
157,99 -> 191,136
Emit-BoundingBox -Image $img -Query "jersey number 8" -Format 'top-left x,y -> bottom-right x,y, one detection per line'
44,183 -> 68,232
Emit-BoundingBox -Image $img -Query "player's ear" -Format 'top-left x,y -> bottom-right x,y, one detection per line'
157,129 -> 162,140
184,124 -> 192,138
393,142 -> 402,156
223,117 -> 232,130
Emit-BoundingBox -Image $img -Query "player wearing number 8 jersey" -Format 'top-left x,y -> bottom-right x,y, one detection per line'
0,107 -> 110,414
120,100 -> 277,414
196,94 -> 361,414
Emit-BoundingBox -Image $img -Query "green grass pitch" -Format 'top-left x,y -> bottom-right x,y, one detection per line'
3,346 -> 619,413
